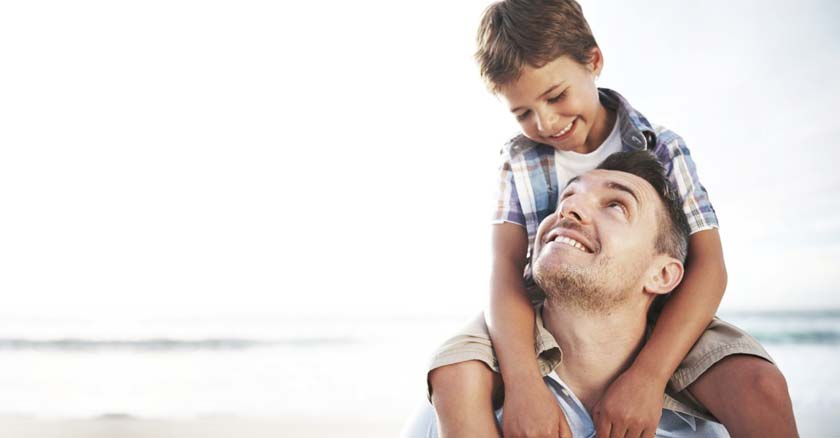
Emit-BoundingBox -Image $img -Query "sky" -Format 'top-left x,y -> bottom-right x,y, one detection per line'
0,0 -> 839,323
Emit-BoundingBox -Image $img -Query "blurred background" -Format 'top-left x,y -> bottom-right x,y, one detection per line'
1,0 -> 839,436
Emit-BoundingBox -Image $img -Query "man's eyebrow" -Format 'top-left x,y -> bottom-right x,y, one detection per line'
605,181 -> 640,204
558,176 -> 581,196
510,82 -> 566,113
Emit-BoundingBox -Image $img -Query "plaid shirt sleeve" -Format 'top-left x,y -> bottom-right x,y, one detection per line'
491,151 -> 526,227
654,128 -> 719,234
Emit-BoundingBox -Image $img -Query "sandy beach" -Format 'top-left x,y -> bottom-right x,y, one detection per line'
2,325 -> 839,437
4,406 -> 839,438
3,415 -> 405,438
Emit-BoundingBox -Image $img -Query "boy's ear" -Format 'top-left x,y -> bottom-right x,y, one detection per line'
643,255 -> 684,296
588,47 -> 604,77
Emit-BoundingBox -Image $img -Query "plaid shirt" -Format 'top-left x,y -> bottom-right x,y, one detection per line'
492,88 -> 718,257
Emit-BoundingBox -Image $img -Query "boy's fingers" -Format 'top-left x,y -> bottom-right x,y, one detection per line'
594,417 -> 610,438
557,414 -> 572,438
608,424 -> 626,438
625,424 -> 644,438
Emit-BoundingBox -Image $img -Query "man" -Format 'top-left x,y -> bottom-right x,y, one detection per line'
403,151 -> 738,437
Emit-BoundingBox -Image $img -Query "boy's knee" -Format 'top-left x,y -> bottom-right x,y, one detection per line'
427,361 -> 503,437
714,356 -> 792,407
708,356 -> 797,434
429,360 -> 495,395
747,361 -> 791,406
691,355 -> 788,405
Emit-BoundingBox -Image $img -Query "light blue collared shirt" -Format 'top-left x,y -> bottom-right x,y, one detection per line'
401,372 -> 729,438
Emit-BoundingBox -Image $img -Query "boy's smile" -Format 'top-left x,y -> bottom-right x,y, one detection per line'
498,51 -> 615,154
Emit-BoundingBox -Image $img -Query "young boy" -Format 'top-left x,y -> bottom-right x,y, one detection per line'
426,1 -> 797,437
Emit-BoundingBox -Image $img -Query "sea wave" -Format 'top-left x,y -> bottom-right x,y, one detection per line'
2,310 -> 840,350
0,329 -> 838,351
749,330 -> 840,344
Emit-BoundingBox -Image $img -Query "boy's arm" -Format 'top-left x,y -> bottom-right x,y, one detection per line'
593,229 -> 726,438
487,222 -> 572,438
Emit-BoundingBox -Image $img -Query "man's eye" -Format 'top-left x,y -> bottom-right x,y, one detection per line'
608,201 -> 626,213
548,90 -> 567,103
516,110 -> 531,121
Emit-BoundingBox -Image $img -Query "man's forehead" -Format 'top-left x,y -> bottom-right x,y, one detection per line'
564,169 -> 655,199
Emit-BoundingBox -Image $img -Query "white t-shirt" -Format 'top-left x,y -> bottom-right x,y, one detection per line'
554,112 -> 624,189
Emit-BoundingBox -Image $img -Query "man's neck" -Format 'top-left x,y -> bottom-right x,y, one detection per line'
541,299 -> 649,412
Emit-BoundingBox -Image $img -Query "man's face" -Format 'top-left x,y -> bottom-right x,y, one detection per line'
532,169 -> 663,312
497,53 -> 606,155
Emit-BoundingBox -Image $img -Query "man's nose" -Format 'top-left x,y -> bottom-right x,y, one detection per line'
557,194 -> 590,224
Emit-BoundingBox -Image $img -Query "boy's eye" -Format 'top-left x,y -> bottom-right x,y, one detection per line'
548,90 -> 567,103
516,110 -> 531,121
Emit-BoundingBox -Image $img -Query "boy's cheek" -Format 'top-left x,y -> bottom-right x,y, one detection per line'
518,123 -> 539,142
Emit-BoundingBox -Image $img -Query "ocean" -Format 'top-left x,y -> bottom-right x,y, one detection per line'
1,311 -> 838,436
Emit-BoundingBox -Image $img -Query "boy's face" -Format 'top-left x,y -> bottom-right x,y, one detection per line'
498,51 -> 610,154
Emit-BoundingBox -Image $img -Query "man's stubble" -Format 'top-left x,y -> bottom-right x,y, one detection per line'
533,253 -> 637,314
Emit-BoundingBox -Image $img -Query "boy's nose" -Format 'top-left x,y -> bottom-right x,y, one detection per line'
535,110 -> 559,136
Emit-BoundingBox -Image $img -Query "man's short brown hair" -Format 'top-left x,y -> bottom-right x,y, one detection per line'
475,0 -> 599,92
596,151 -> 691,263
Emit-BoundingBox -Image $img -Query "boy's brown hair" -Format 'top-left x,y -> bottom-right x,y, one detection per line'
475,0 -> 599,92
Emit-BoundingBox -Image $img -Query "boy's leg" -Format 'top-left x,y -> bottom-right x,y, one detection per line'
687,354 -> 797,436
668,317 -> 797,436
424,310 -> 561,437
428,360 -> 502,438
425,313 -> 504,438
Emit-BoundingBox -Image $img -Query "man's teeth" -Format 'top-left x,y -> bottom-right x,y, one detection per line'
550,119 -> 575,138
553,235 -> 588,252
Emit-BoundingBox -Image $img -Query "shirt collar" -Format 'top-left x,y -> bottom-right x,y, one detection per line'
597,88 -> 657,151
508,88 -> 658,156
535,302 -> 712,427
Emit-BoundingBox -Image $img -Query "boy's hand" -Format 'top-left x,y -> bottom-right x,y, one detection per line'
503,378 -> 572,438
592,366 -> 667,438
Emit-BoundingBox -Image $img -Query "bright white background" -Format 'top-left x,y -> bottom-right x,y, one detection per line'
1,0 -> 839,325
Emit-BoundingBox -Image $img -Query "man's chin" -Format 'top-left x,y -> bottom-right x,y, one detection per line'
534,250 -> 590,273
533,259 -> 586,287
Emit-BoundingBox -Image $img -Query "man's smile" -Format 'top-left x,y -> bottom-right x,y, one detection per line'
542,227 -> 597,254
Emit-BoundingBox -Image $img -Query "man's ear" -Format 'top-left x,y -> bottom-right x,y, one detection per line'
643,255 -> 684,295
